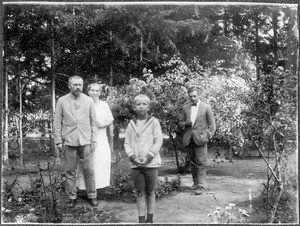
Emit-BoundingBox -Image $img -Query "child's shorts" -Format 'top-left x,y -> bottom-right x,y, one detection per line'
131,167 -> 158,195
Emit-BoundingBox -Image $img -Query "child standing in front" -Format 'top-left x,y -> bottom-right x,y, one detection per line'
124,94 -> 163,223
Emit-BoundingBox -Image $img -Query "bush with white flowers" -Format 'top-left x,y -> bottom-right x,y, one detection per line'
208,203 -> 250,223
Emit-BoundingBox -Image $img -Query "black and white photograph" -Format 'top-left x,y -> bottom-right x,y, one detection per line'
0,0 -> 298,224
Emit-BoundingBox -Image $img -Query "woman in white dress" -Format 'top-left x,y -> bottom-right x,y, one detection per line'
76,83 -> 114,190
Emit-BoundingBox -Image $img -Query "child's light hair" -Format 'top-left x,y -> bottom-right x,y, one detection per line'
133,94 -> 151,104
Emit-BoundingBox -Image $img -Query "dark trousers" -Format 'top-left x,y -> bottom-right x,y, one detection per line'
64,145 -> 96,199
132,167 -> 158,196
186,136 -> 207,185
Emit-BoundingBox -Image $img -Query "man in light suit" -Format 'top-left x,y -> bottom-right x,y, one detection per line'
178,87 -> 216,193
53,75 -> 98,208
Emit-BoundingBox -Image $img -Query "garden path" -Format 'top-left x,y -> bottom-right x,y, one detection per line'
76,156 -> 266,224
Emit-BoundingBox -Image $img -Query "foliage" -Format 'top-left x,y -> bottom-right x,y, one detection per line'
98,171 -> 182,202
208,203 -> 250,223
257,177 -> 297,223
2,5 -> 298,222
107,56 -> 253,166
2,159 -> 117,223
3,4 -> 297,157
156,174 -> 181,198
4,4 -> 297,105
107,171 -> 136,200
240,66 -> 297,222
61,207 -> 117,223
2,160 -> 65,223
201,74 -> 251,161
11,213 -> 39,223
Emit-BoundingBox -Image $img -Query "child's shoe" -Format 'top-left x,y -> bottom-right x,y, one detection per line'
139,216 -> 146,223
146,214 -> 153,223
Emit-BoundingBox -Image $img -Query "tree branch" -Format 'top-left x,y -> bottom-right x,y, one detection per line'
251,138 -> 280,183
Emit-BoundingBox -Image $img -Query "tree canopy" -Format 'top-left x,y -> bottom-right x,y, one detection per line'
2,3 -> 297,133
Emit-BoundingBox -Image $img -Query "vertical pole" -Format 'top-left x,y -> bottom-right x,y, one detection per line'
19,74 -> 23,163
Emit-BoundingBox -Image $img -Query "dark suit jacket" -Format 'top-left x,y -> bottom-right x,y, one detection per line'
178,101 -> 216,147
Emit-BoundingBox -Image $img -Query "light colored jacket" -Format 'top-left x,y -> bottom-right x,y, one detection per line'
178,101 -> 216,146
124,116 -> 163,168
53,93 -> 97,146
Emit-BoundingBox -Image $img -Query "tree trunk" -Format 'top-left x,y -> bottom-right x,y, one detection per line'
50,16 -> 58,159
168,132 -> 180,173
223,6 -> 228,37
19,75 -> 23,164
269,183 -> 283,223
285,8 -> 297,71
268,154 -> 283,223
194,5 -> 199,18
3,56 -> 9,164
109,65 -> 113,86
109,31 -> 113,86
268,133 -> 286,222
298,3 -> 300,74
140,35 -> 143,62
113,126 -> 120,152
255,17 -> 260,80
272,11 -> 279,64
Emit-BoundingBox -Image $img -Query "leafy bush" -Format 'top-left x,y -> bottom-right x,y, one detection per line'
99,171 -> 182,201
258,167 -> 298,223
61,207 -> 117,223
208,203 -> 250,223
2,160 -> 65,223
13,213 -> 39,223
104,56 -> 252,169
241,67 -> 297,222
156,175 -> 181,198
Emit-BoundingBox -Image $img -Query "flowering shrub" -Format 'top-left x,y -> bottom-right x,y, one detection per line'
208,203 -> 250,223
104,56 -> 252,164
100,172 -> 182,201
13,213 -> 39,223
156,174 -> 182,198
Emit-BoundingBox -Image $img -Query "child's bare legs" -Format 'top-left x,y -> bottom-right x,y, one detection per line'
132,168 -> 158,223
146,192 -> 155,214
137,190 -> 146,222
132,169 -> 146,223
145,190 -> 155,223
136,190 -> 155,223
145,168 -> 158,223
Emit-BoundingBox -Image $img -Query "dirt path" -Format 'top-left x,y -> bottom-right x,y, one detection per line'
2,151 -> 270,224
76,156 -> 266,224
3,146 -> 298,224
95,175 -> 263,224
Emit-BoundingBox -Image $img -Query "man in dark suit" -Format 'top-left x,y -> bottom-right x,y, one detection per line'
178,87 -> 216,193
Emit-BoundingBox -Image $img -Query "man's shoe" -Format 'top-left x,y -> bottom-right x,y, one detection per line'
195,189 -> 203,195
190,184 -> 200,190
195,188 -> 204,195
89,198 -> 98,207
67,199 -> 76,208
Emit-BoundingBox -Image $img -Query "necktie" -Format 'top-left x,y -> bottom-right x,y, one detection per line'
191,103 -> 197,106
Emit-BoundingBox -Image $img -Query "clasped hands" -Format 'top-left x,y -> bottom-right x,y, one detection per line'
132,157 -> 148,167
